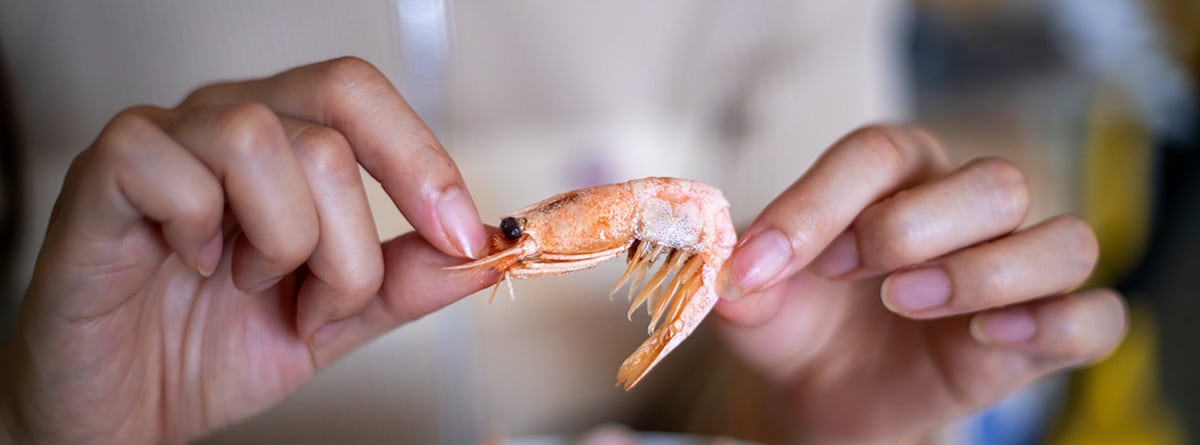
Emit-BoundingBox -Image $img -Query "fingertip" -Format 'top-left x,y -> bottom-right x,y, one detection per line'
970,289 -> 1129,364
196,231 -> 224,277
296,299 -> 324,342
713,286 -> 785,327
725,229 -> 793,295
310,317 -> 353,348
969,307 -> 1037,345
809,229 -> 860,278
715,262 -> 744,301
229,234 -> 292,293
1071,288 -> 1129,359
879,267 -> 951,316
712,298 -> 749,325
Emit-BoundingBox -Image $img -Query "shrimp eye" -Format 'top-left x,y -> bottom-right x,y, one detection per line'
500,217 -> 523,241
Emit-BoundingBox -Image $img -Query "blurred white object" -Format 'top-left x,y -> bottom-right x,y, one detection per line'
1050,0 -> 1196,140
393,0 -> 452,127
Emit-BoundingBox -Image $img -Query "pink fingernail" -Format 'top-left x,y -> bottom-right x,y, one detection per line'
436,186 -> 487,259
971,309 -> 1037,344
883,267 -> 951,313
312,318 -> 353,347
728,229 -> 792,294
248,274 -> 285,293
809,230 -> 859,278
197,232 -> 223,277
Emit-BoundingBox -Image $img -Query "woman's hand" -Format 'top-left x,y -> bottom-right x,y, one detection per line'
2,57 -> 494,445
715,125 -> 1127,444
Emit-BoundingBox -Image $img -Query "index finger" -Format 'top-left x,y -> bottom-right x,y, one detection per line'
718,126 -> 951,304
181,57 -> 487,259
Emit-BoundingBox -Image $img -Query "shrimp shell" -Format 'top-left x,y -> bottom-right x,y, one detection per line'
446,177 -> 737,389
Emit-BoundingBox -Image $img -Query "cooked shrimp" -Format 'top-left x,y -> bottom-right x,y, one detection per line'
446,177 -> 737,389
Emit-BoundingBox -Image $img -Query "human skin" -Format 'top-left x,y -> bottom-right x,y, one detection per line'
715,127 -> 1125,443
0,58 -> 1124,444
0,57 -> 496,444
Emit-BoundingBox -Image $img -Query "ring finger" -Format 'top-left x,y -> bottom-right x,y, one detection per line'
275,117 -> 386,341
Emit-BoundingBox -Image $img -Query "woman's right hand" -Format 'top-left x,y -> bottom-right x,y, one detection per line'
2,57 -> 495,445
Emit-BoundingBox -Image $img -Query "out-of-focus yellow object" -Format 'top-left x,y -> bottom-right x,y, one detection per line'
1051,75 -> 1188,445
1079,85 -> 1154,287
1050,307 -> 1185,445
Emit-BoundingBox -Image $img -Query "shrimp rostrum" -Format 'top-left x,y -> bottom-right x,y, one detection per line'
446,177 -> 736,390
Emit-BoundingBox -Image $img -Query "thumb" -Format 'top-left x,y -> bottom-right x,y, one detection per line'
306,230 -> 497,366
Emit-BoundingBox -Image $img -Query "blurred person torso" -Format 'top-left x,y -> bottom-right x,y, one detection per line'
0,1 -> 904,442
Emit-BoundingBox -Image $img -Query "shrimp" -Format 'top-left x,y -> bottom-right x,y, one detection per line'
446,177 -> 737,390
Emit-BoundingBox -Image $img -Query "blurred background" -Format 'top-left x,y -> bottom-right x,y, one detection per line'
0,0 -> 1197,444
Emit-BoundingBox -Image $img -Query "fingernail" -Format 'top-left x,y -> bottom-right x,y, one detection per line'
971,309 -> 1037,344
722,229 -> 792,299
197,232 -> 223,277
715,266 -> 742,300
809,230 -> 859,278
311,317 -> 353,347
436,186 -> 487,259
883,267 -> 951,313
249,274 -> 285,293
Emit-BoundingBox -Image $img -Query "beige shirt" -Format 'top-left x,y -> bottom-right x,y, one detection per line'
1,1 -> 903,442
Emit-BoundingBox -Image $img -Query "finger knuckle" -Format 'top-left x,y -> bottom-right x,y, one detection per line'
292,124 -> 350,152
1090,288 -> 1129,354
181,82 -> 229,109
331,258 -> 385,300
945,253 -> 1012,309
967,157 -> 1030,225
294,126 -> 356,175
92,108 -> 159,159
909,127 -> 953,171
172,185 -> 223,229
862,204 -> 927,268
1046,292 -> 1125,359
314,56 -> 388,97
258,232 -> 318,268
1057,327 -> 1095,358
212,102 -> 284,159
963,256 -> 1013,307
905,125 -> 943,150
843,125 -> 907,175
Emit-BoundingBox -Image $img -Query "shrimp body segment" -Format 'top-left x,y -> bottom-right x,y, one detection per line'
446,177 -> 737,389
